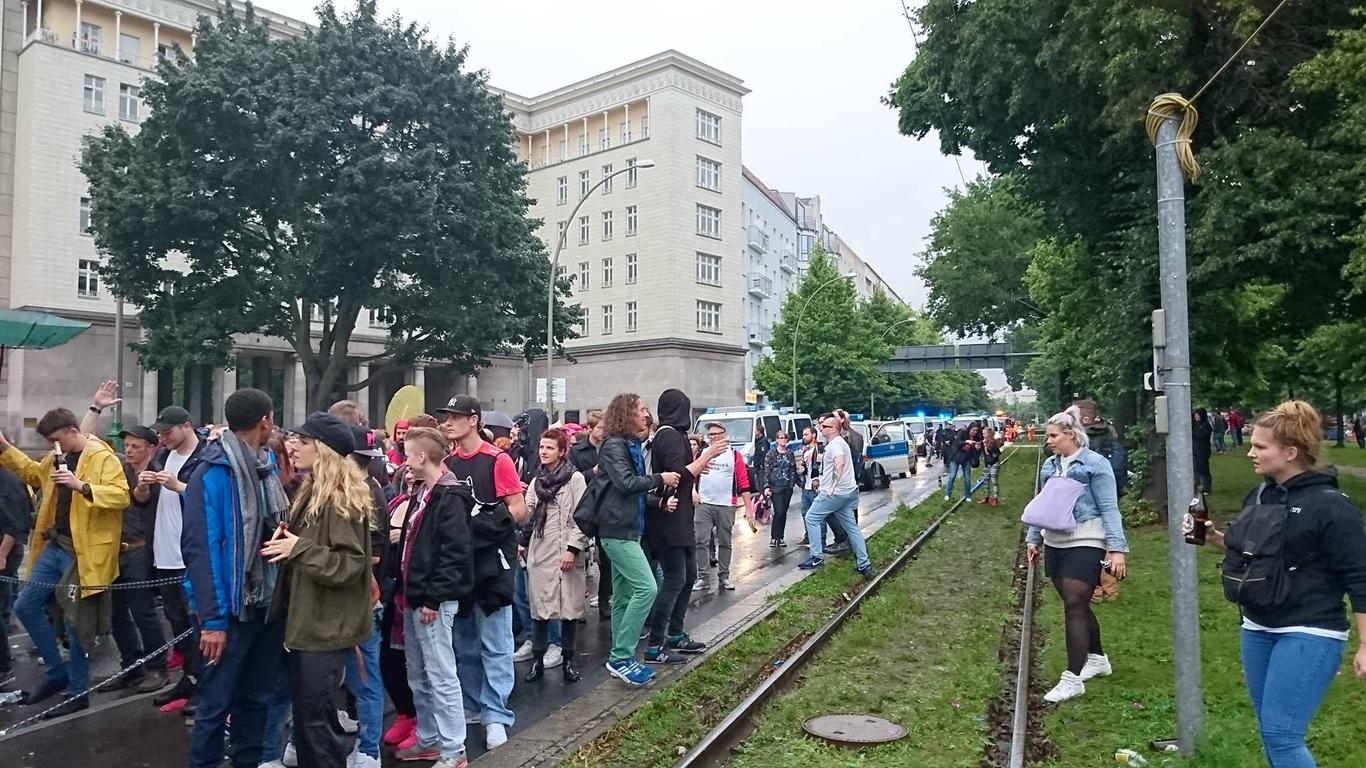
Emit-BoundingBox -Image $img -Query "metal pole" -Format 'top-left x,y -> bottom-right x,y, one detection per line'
1154,109 -> 1204,756
113,298 -> 124,428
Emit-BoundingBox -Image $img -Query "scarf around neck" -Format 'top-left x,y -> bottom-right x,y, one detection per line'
532,459 -> 575,537
219,431 -> 288,619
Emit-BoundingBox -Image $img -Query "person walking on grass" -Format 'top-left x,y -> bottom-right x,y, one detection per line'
1025,406 -> 1128,704
1205,401 -> 1366,768
973,427 -> 1003,506
595,393 -> 679,686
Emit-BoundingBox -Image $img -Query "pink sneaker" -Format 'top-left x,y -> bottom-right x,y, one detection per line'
167,650 -> 185,671
384,714 -> 416,746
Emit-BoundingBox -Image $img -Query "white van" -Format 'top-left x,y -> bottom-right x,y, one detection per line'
846,419 -> 913,489
695,407 -> 814,465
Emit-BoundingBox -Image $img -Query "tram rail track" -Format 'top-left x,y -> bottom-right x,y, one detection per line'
673,447 -> 1031,768
1006,445 -> 1045,768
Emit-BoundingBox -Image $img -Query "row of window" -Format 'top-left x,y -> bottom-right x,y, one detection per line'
557,158 -> 641,204
577,300 -> 723,337
76,21 -> 170,65
564,251 -> 726,293
559,205 -> 640,246
84,74 -> 141,121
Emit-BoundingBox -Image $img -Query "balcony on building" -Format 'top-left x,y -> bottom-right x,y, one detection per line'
748,272 -> 773,300
747,325 -> 771,348
515,96 -> 652,172
779,246 -> 797,274
746,224 -> 768,254
20,0 -> 199,71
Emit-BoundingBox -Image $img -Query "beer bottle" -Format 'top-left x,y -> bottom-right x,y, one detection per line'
1184,492 -> 1209,546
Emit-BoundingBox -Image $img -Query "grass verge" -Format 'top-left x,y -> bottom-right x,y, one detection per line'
1036,452 -> 1366,767
566,459 -> 1022,767
720,454 -> 1037,767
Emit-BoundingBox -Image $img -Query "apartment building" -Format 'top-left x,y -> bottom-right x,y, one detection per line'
782,192 -> 902,302
481,50 -> 751,419
739,166 -> 797,391
0,0 -> 468,445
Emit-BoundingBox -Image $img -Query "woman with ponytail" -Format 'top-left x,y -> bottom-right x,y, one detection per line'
1025,405 -> 1129,703
260,411 -> 375,767
1205,401 -> 1366,767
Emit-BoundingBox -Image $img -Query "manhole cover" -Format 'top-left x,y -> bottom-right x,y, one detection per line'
802,714 -> 907,747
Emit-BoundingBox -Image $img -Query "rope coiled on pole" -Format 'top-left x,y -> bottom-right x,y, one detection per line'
1146,93 -> 1201,183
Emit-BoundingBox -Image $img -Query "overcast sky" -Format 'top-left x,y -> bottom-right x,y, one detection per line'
260,0 -> 985,310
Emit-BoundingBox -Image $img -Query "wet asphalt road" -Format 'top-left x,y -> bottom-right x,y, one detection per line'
0,463 -> 948,767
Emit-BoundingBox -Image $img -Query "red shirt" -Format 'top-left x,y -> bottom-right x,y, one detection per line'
449,441 -> 522,501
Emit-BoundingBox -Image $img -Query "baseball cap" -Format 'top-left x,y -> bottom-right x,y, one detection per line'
151,406 -> 193,432
435,395 -> 481,418
119,425 -> 158,444
293,411 -> 355,457
351,425 -> 384,458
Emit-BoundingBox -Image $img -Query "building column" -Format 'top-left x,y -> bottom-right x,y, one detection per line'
466,374 -> 478,399
190,32 -> 197,51
141,368 -> 158,426
354,362 -> 370,421
624,103 -> 630,141
212,366 -> 233,424
21,3 -> 27,42
413,362 -> 426,390
542,129 -> 549,165
288,358 -> 307,426
114,11 -> 121,57
74,0 -> 81,43
153,22 -> 159,54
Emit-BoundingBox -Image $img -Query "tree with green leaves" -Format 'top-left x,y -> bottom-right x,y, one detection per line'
81,1 -> 575,410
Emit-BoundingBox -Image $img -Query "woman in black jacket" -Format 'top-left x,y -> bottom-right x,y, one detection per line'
1192,408 -> 1214,492
595,393 -> 679,686
1207,401 -> 1366,767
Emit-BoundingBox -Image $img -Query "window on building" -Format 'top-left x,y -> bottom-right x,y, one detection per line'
118,33 -> 140,65
696,204 -> 722,239
579,170 -> 590,198
602,164 -> 613,194
77,259 -> 100,298
626,158 -> 638,188
579,132 -> 589,157
641,115 -> 650,139
578,261 -> 590,290
79,22 -> 102,55
83,75 -> 105,114
602,257 -> 614,287
626,205 -> 638,236
601,304 -> 614,335
696,156 -> 721,192
696,109 -> 722,145
119,84 -> 141,121
557,176 -> 567,205
601,210 -> 613,241
368,307 -> 395,326
579,216 -> 590,246
696,253 -> 722,286
626,253 -> 638,284
556,264 -> 567,282
556,220 -> 568,246
79,197 -> 92,235
599,127 -> 610,150
620,120 -> 630,145
626,301 -> 638,333
157,43 -> 171,61
697,300 -> 722,334
799,232 -> 814,256
558,139 -> 568,162
579,312 -> 590,337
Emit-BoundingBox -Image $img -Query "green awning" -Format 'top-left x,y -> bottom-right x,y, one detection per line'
0,309 -> 92,349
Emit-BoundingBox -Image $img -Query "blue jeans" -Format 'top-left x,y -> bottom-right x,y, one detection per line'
344,610 -> 384,759
187,618 -> 286,768
803,491 -> 871,570
15,546 -> 89,694
1214,431 -> 1227,453
514,565 -> 560,646
453,604 -> 515,726
406,604 -> 466,759
946,462 -> 973,499
1241,628 -> 1345,767
260,672 -> 292,762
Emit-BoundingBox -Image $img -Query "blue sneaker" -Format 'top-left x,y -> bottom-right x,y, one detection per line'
644,646 -> 687,665
606,658 -> 654,687
666,633 -> 708,654
798,557 -> 825,570
855,564 -> 874,578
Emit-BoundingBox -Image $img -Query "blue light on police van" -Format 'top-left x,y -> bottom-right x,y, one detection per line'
705,407 -> 716,414
916,410 -> 926,418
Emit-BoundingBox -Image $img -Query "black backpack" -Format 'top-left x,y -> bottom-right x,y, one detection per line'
1220,501 -> 1294,609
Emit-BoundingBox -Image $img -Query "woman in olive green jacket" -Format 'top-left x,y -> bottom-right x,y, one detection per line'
261,411 -> 373,767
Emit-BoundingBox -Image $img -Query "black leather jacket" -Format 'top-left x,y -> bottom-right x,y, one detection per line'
595,436 -> 662,541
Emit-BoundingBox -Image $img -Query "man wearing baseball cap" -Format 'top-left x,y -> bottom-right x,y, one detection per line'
438,395 -> 525,750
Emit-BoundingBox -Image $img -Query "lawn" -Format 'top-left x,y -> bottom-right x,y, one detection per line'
566,451 -> 1034,767
1323,441 -> 1366,469
722,454 -> 1037,768
1036,451 -> 1366,767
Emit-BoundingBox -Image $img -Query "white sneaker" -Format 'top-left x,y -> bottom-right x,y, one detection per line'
282,743 -> 298,768
259,763 -> 286,768
464,709 -> 481,724
337,709 -> 359,734
692,579 -> 707,592
1043,671 -> 1086,703
485,722 -> 508,749
349,751 -> 382,768
721,579 -> 736,591
432,755 -> 469,768
513,639 -> 534,662
589,596 -> 599,608
543,644 -> 564,669
1079,653 -> 1112,680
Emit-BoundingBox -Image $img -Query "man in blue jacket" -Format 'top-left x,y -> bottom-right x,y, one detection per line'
181,389 -> 289,768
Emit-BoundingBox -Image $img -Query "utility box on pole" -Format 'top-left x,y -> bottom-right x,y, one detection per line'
1152,97 -> 1205,755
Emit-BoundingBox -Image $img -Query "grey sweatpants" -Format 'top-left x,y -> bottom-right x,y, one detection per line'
694,503 -> 737,579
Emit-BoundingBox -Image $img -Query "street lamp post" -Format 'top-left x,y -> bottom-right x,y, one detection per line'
791,271 -> 856,412
544,159 -> 655,418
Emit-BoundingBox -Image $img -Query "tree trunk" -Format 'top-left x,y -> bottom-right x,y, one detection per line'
1335,371 -> 1345,448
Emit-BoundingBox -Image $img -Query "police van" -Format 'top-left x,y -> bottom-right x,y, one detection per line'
694,406 -> 813,465
846,418 -> 914,490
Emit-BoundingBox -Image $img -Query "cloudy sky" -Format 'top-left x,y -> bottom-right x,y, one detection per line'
259,0 -> 985,310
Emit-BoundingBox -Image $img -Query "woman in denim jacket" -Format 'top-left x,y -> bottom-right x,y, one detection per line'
1025,406 -> 1129,703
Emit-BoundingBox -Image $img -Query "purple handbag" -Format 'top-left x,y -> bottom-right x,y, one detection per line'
1021,475 -> 1085,533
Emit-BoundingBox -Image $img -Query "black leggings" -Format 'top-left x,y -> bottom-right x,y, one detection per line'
769,489 -> 793,542
1053,576 -> 1104,674
532,618 -> 577,656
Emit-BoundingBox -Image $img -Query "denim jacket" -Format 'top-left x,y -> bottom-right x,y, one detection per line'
1025,448 -> 1129,552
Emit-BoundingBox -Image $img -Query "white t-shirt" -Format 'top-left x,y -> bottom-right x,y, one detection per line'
154,449 -> 190,569
698,448 -> 738,506
822,437 -> 859,495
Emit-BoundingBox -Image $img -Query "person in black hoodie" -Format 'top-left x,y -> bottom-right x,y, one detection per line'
642,390 -> 726,664
1206,401 -> 1366,767
1192,408 -> 1214,492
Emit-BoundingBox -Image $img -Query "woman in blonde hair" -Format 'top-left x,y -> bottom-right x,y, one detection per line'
260,411 -> 374,767
1025,405 -> 1128,703
1205,400 -> 1366,767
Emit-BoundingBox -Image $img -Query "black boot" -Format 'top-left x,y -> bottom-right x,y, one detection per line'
524,653 -> 545,683
562,655 -> 582,684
